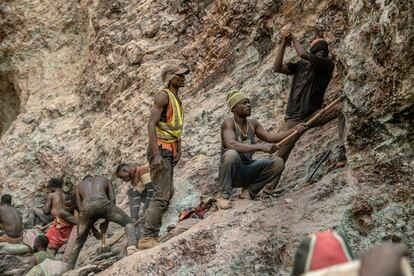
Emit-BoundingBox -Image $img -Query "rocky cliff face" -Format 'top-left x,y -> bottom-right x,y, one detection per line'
0,0 -> 413,275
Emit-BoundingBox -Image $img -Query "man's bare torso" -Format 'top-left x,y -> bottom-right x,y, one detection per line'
78,176 -> 110,202
131,166 -> 150,188
49,191 -> 64,217
0,205 -> 23,237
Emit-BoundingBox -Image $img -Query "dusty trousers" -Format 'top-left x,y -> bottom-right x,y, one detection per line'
66,198 -> 135,270
142,147 -> 175,238
127,183 -> 154,221
267,105 -> 345,191
219,149 -> 285,199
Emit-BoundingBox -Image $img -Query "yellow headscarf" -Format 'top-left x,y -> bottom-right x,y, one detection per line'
227,90 -> 249,111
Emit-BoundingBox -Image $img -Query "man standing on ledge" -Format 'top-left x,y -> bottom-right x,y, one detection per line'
268,30 -> 346,193
139,63 -> 189,250
217,90 -> 307,209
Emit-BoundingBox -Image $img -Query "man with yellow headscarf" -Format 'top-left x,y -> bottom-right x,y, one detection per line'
217,90 -> 307,209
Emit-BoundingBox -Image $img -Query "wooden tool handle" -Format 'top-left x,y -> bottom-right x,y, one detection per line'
276,97 -> 344,148
276,129 -> 299,148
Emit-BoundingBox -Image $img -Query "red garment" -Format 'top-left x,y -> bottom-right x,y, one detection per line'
45,219 -> 73,250
178,207 -> 206,222
309,231 -> 350,271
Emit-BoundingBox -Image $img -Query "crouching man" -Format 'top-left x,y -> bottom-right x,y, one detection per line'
217,90 -> 306,209
66,175 -> 137,271
115,163 -> 154,222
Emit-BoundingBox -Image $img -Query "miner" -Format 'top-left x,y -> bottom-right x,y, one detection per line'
0,194 -> 23,244
32,177 -> 64,225
217,90 -> 307,209
139,63 -> 189,250
115,163 -> 154,222
269,30 -> 346,193
66,175 -> 137,270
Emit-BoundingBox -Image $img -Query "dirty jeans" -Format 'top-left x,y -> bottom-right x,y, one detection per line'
220,149 -> 285,199
66,198 -> 135,270
266,105 -> 345,191
127,183 -> 154,221
142,148 -> 175,238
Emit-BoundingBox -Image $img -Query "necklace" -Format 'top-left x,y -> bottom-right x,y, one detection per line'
233,118 -> 249,138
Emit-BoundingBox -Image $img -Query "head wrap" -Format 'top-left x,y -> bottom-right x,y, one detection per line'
310,38 -> 329,54
227,90 -> 249,111
161,64 -> 189,87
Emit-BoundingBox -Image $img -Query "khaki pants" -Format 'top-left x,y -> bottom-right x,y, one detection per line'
142,147 -> 175,238
267,105 -> 345,191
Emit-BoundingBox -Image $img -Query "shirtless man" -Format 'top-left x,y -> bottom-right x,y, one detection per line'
56,195 -> 78,225
0,194 -> 23,244
46,194 -> 100,253
217,90 -> 307,209
66,175 -> 137,270
32,177 -> 64,225
115,163 -> 154,221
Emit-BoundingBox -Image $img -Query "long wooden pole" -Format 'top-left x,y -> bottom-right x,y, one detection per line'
276,96 -> 344,148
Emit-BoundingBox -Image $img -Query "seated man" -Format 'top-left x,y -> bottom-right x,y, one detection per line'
115,163 -> 154,221
32,177 -> 64,226
26,235 -> 55,274
0,194 -> 23,244
218,90 -> 306,209
66,175 -> 137,270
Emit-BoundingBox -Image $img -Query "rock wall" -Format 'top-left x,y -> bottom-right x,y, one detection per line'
0,0 -> 413,274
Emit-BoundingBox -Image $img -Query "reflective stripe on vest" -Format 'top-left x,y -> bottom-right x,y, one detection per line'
156,89 -> 184,143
